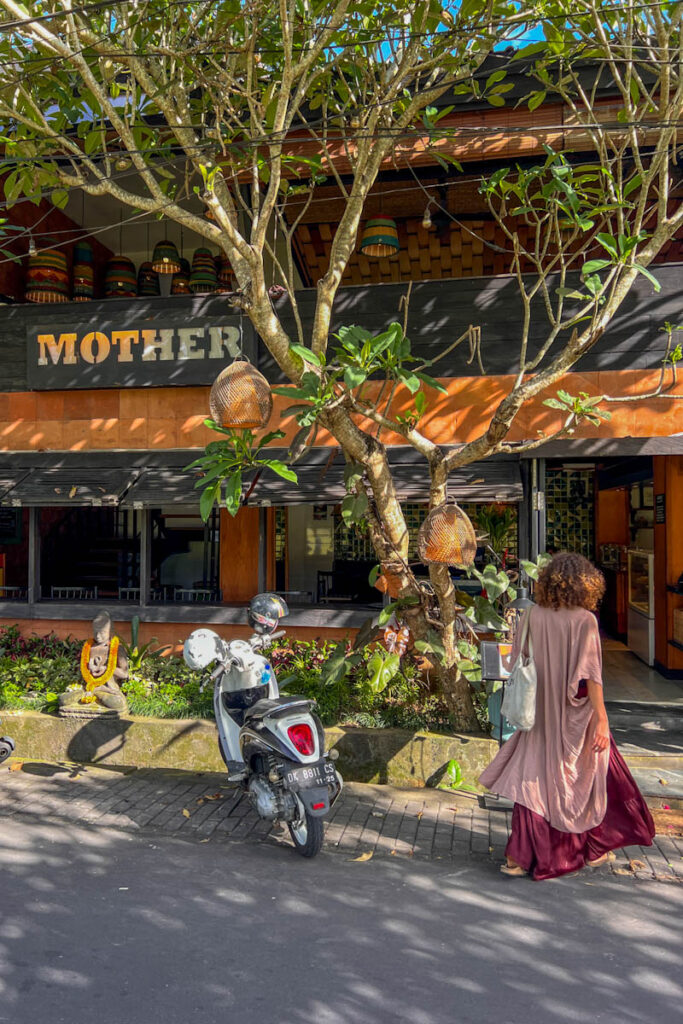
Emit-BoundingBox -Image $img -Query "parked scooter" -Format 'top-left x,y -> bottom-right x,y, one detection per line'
0,721 -> 15,765
183,594 -> 342,857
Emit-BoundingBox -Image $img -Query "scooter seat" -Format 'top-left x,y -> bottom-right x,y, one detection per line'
243,696 -> 313,723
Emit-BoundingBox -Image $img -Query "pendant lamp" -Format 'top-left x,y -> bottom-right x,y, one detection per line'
171,257 -> 191,295
152,238 -> 181,274
216,253 -> 234,293
359,217 -> 400,258
25,239 -> 69,303
104,255 -> 137,298
72,240 -> 95,302
137,260 -> 160,297
190,247 -> 218,293
209,358 -> 273,430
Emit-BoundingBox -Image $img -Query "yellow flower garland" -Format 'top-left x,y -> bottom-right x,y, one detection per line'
80,635 -> 120,690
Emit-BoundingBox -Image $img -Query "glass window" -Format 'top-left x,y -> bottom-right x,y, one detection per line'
40,507 -> 141,601
0,509 -> 28,600
150,507 -> 220,603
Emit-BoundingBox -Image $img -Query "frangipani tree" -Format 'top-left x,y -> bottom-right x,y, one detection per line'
0,0 -> 681,729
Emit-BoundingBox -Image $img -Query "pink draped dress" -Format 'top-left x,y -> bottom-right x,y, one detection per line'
479,605 -> 654,880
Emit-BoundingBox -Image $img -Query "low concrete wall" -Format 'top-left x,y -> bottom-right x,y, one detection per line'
3,711 -> 497,790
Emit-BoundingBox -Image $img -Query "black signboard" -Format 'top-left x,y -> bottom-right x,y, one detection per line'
26,313 -> 247,390
655,493 -> 666,524
0,508 -> 21,543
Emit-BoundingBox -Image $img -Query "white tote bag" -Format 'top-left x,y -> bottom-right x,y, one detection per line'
501,609 -> 537,731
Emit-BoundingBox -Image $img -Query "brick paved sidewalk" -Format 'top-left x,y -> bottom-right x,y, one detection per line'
1,759 -> 681,883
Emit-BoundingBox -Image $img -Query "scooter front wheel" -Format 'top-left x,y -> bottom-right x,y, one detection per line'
288,807 -> 324,858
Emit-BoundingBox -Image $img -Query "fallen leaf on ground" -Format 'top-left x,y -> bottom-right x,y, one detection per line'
629,859 -> 648,872
416,811 -> 423,821
353,851 -> 374,862
613,867 -> 632,876
199,838 -> 210,844
204,793 -> 222,801
182,808 -> 191,818
196,797 -> 206,805
390,850 -> 397,856
659,779 -> 669,786
371,812 -> 384,818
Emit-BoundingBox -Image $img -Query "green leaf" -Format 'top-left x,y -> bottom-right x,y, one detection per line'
378,601 -> 400,626
366,651 -> 400,694
398,370 -> 421,395
582,259 -> 611,276
289,344 -> 321,366
486,94 -> 506,107
527,90 -> 546,112
262,460 -> 298,482
199,483 -> 220,522
634,264 -> 661,293
415,371 -> 447,394
344,365 -> 367,389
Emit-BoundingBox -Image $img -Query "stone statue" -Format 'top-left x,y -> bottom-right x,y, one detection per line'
59,611 -> 128,714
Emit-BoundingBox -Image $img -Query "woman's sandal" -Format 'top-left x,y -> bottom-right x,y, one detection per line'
586,851 -> 616,868
500,863 -> 527,877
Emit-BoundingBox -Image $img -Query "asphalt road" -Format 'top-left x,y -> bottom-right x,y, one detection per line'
0,819 -> 681,1024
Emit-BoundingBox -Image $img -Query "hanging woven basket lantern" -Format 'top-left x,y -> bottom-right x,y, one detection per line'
25,240 -> 69,303
190,247 -> 218,293
72,240 -> 94,302
417,500 -> 477,569
171,257 -> 191,295
104,255 -> 137,298
209,359 -> 273,430
359,218 -> 400,258
215,253 -> 234,293
137,261 -> 160,297
152,239 -> 181,274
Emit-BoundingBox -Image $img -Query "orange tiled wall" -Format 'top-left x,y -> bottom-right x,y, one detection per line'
0,369 -> 681,452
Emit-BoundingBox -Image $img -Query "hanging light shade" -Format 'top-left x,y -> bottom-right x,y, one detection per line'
152,239 -> 181,274
104,255 -> 137,298
137,260 -> 160,297
190,247 -> 218,294
171,257 -> 191,295
25,239 -> 69,303
72,240 -> 94,302
417,500 -> 477,569
215,253 -> 234,293
209,358 -> 273,430
359,217 -> 400,258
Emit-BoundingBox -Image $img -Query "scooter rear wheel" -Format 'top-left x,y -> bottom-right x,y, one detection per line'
288,808 -> 324,858
0,739 -> 14,765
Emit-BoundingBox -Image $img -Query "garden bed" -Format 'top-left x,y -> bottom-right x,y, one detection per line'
0,626 -> 460,733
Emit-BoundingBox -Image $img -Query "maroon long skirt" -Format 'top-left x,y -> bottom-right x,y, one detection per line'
505,738 -> 655,881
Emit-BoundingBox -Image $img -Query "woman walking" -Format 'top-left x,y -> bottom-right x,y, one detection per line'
480,552 -> 655,880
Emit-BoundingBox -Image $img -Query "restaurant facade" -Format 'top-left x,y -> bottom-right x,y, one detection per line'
0,92 -> 681,681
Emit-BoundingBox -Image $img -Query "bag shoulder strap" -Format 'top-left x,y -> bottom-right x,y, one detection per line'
518,607 -> 533,658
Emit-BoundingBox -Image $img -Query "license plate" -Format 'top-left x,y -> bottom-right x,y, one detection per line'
284,760 -> 336,791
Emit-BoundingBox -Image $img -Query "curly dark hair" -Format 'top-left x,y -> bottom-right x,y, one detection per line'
535,552 -> 605,612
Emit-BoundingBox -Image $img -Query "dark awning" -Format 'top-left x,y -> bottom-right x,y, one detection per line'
0,447 -> 523,508
119,468 -> 206,508
245,447 -> 523,505
0,468 -> 136,507
519,435 -> 683,457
